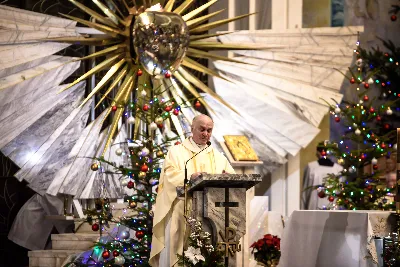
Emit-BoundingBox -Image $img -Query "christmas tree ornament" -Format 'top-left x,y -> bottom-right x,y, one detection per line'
364,83 -> 369,89
156,150 -> 164,158
369,107 -> 375,112
363,95 -> 369,101
194,101 -> 201,109
356,58 -> 363,66
149,122 -> 158,131
127,116 -> 135,124
355,128 -> 361,135
141,90 -> 147,97
368,78 -> 374,84
328,196 -> 335,202
140,164 -> 149,172
135,230 -> 145,239
334,117 -> 340,122
120,178 -> 129,187
165,72 -> 171,78
367,185 -> 373,191
353,123 -> 357,128
350,77 -> 355,84
386,108 -> 393,115
155,116 -> 164,124
394,144 -> 397,150
391,14 -> 397,21
115,148 -> 123,156
373,164 -> 378,170
321,150 -> 327,156
173,109 -> 180,116
334,107 -> 341,113
164,105 -> 172,112
359,100 -> 364,104
91,163 -> 99,171
384,123 -> 390,130
114,255 -> 125,266
337,158 -> 344,165
149,178 -> 157,185
175,141 -> 181,145
137,69 -> 143,76
371,157 -> 378,165
141,147 -> 150,157
127,181 -> 135,189
142,104 -> 150,111
349,166 -> 356,173
113,250 -> 120,257
157,123 -> 163,129
129,201 -> 137,208
360,154 -> 365,160
119,230 -> 130,240
318,191 -> 326,198
92,223 -> 99,231
112,105 -> 118,111
138,171 -> 146,179
376,115 -> 382,121
381,143 -> 386,149
102,250 -> 110,259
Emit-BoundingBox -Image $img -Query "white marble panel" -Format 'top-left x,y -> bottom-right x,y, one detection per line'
2,82 -> 85,167
0,43 -> 70,78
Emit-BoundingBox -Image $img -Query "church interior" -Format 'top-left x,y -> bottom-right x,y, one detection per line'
0,0 -> 399,266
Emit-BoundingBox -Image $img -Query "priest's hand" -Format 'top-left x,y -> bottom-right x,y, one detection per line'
190,172 -> 203,179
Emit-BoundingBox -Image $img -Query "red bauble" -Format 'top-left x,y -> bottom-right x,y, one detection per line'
140,164 -> 149,172
369,107 -> 375,113
113,250 -> 119,257
102,250 -> 110,259
334,117 -> 340,122
91,223 -> 99,231
164,105 -> 172,112
367,185 -> 373,191
384,123 -> 390,130
194,101 -> 201,109
164,72 -> 171,78
376,116 -> 382,121
382,82 -> 386,87
155,186 -> 158,193
157,123 -> 163,129
328,196 -> 335,202
363,95 -> 369,101
360,154 -> 365,160
373,164 -> 378,170
391,15 -> 397,21
175,141 -> 181,145
381,143 -> 386,149
111,105 -> 117,111
320,150 -> 327,156
142,104 -> 150,111
364,83 -> 370,89
127,181 -> 135,189
350,77 -> 355,84
344,199 -> 349,204
173,109 -> 179,116
135,230 -> 145,239
318,191 -> 326,198
137,69 -> 143,76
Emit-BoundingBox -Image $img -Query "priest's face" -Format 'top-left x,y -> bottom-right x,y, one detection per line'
191,115 -> 214,145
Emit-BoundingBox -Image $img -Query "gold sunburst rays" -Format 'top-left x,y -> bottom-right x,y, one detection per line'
47,0 -> 260,154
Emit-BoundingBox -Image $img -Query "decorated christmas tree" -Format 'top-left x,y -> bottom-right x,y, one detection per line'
314,36 -> 399,210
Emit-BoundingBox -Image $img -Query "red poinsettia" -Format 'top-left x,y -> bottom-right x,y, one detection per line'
250,234 -> 281,265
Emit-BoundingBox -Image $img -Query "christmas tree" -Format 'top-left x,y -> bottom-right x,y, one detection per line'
314,36 -> 399,211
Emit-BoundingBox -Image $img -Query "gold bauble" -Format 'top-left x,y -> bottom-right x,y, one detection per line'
155,116 -> 164,124
138,171 -> 146,179
129,201 -> 137,208
337,158 -> 344,165
156,150 -> 164,158
91,163 -> 99,171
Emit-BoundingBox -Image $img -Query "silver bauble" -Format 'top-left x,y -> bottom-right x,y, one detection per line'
115,148 -> 123,156
120,177 -> 129,186
114,255 -> 125,265
141,147 -> 150,157
394,144 -> 398,150
349,166 -> 356,173
368,78 -> 374,84
141,90 -> 147,97
334,107 -> 341,114
127,116 -> 135,124
356,58 -> 363,66
371,157 -> 378,165
119,230 -> 130,240
149,122 -> 158,131
355,128 -> 361,135
133,11 -> 190,79
155,116 -> 164,124
386,108 -> 393,115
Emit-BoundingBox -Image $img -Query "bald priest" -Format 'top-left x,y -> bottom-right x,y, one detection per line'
149,114 -> 234,266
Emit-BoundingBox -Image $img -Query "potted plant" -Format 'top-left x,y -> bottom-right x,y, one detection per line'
250,234 -> 281,266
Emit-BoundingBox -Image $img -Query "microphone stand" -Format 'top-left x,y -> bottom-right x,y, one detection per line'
182,141 -> 211,266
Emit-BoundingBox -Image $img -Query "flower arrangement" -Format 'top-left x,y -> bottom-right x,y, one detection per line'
250,234 -> 281,266
177,217 -> 224,266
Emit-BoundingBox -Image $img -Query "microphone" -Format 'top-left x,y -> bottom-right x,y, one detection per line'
183,141 -> 211,215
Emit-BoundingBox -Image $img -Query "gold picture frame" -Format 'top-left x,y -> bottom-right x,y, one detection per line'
223,135 -> 259,161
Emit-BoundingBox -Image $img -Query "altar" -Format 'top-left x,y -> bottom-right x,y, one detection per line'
279,210 -> 395,267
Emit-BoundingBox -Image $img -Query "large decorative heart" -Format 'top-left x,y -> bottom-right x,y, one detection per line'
133,11 -> 190,79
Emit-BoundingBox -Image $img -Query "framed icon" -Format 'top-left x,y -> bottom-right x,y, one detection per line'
223,135 -> 259,161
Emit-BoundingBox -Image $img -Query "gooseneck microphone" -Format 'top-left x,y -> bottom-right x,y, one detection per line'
183,141 -> 211,215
